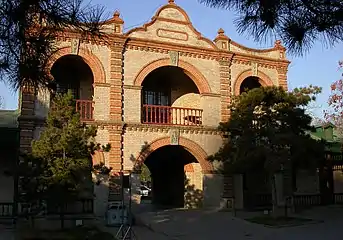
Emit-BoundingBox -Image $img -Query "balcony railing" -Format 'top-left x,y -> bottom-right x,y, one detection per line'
142,105 -> 203,126
76,100 -> 94,121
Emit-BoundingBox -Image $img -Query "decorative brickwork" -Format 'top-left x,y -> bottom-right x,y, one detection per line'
219,59 -> 232,122
233,69 -> 274,96
133,58 -> 211,94
48,46 -> 106,83
136,136 -> 214,173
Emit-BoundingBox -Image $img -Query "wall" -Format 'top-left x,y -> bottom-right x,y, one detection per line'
122,127 -> 223,171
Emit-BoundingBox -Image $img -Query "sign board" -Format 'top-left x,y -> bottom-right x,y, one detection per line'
170,129 -> 180,145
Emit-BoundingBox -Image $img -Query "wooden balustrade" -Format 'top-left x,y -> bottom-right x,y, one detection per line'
76,100 -> 94,121
142,105 -> 203,126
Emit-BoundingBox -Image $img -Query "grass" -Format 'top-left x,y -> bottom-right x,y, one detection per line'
245,215 -> 313,227
22,226 -> 116,240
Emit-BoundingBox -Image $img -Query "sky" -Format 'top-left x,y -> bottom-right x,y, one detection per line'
1,0 -> 342,118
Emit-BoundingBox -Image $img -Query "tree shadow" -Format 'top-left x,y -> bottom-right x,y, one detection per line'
184,174 -> 203,209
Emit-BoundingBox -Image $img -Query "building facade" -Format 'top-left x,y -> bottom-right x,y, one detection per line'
18,0 -> 290,210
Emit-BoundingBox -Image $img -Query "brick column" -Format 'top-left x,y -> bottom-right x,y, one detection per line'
219,58 -> 232,123
18,85 -> 36,155
278,66 -> 288,91
109,40 -> 125,172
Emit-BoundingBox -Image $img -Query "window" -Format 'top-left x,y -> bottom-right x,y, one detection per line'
143,90 -> 170,106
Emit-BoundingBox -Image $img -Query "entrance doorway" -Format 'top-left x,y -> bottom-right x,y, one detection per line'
144,145 -> 199,208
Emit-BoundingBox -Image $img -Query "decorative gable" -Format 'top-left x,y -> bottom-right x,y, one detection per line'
125,1 -> 216,49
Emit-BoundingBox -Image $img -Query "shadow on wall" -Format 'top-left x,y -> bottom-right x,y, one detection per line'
184,175 -> 203,209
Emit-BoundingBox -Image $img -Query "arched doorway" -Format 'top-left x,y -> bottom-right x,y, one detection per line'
141,66 -> 203,126
50,55 -> 94,120
239,76 -> 262,94
143,145 -> 201,208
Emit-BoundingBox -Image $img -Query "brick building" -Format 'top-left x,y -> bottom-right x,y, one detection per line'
18,0 -> 290,210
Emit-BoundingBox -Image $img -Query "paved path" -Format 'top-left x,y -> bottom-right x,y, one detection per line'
131,206 -> 343,240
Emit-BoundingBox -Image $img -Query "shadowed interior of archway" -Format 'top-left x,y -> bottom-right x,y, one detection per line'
51,55 -> 94,100
141,66 -> 203,125
240,76 -> 262,94
144,145 -> 198,208
142,66 -> 200,106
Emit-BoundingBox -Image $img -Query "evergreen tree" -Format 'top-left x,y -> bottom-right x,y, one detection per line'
200,0 -> 343,55
209,86 -> 325,213
0,0 -> 106,90
20,91 -> 110,227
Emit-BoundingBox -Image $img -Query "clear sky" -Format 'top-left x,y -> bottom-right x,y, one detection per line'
1,0 -> 342,118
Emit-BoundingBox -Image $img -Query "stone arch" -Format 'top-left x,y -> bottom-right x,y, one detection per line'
48,47 -> 106,84
133,58 -> 212,94
136,136 -> 213,173
234,70 -> 274,95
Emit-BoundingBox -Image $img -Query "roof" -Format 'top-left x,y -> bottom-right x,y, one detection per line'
0,110 -> 19,128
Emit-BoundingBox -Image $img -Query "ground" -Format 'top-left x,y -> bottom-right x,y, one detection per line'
129,206 -> 343,240
2,206 -> 343,240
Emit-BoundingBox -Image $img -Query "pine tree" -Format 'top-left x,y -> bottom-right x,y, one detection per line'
20,91 -> 110,227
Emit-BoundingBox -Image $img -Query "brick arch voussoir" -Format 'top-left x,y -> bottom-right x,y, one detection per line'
136,137 -> 213,173
133,58 -> 211,94
48,46 -> 106,84
234,70 -> 274,96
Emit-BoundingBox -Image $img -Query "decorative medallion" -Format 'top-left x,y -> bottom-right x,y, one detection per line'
169,51 -> 179,66
170,129 -> 180,145
71,38 -> 80,55
251,62 -> 258,76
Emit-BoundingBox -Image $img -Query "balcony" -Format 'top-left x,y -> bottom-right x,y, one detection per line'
142,105 -> 203,126
76,100 -> 94,121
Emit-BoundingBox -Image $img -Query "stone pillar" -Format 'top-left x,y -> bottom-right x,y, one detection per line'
203,173 -> 223,208
93,173 -> 109,218
93,83 -> 111,121
200,94 -> 221,127
275,173 -> 284,206
233,174 -> 244,209
123,85 -> 142,123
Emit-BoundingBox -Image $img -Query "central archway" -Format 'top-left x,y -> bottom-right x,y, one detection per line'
136,137 -> 213,208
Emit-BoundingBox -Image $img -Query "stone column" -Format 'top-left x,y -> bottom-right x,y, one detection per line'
233,174 -> 244,209
123,85 -> 142,124
200,94 -> 221,127
93,173 -> 109,218
93,83 -> 111,121
203,173 -> 223,208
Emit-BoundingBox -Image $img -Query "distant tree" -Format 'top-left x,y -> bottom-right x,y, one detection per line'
209,86 -> 325,214
140,164 -> 151,184
325,61 -> 343,133
199,0 -> 343,55
0,0 -> 106,90
20,91 -> 110,228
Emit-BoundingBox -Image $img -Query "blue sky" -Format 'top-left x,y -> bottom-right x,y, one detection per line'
1,0 -> 342,118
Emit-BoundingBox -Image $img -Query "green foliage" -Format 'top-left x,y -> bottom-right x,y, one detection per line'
199,0 -> 343,55
20,91 -> 110,214
140,164 -> 151,183
210,86 -> 325,175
